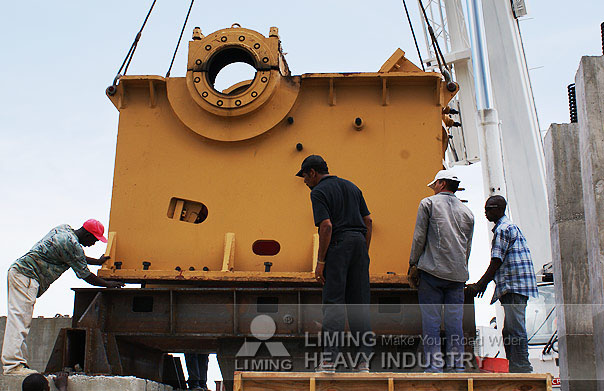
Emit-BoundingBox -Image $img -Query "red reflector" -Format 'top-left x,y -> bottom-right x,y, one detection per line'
252,240 -> 281,256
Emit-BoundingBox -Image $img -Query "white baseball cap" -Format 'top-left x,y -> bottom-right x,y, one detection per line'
427,170 -> 460,188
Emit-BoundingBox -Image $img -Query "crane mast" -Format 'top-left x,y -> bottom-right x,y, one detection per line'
418,0 -> 552,270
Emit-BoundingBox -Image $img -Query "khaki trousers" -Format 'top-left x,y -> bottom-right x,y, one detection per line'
1,267 -> 39,373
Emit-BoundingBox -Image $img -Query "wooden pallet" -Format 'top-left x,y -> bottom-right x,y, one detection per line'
234,372 -> 553,391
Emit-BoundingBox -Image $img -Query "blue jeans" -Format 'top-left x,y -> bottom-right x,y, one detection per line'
499,293 -> 533,373
418,271 -> 465,372
185,353 -> 209,388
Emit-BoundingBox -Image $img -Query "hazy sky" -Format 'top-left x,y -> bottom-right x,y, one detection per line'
1,0 -> 603,386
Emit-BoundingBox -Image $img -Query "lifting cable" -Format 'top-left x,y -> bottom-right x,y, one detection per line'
110,0 -> 158,88
165,0 -> 196,78
417,0 -> 452,82
401,0 -> 425,72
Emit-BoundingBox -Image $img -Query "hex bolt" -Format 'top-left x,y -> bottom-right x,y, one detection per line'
192,27 -> 204,40
264,262 -> 273,272
296,143 -> 303,151
203,266 -> 210,271
142,261 -> 151,270
353,117 -> 364,131
114,261 -> 122,270
175,266 -> 182,271
189,266 -> 195,271
287,116 -> 294,124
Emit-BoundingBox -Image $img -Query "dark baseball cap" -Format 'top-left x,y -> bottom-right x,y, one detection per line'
295,155 -> 328,177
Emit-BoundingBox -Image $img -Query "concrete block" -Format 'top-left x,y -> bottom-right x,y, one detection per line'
545,123 -> 596,391
0,316 -> 72,372
0,374 -> 173,391
576,55 -> 604,388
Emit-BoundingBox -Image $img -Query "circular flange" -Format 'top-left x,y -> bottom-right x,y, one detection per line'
186,27 -> 280,117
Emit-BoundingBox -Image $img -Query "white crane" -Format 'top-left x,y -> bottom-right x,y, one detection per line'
416,0 -> 552,271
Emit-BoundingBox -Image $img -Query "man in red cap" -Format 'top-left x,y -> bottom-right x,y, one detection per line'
1,220 -> 124,375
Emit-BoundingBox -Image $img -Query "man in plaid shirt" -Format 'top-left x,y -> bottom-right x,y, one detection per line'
468,195 -> 538,373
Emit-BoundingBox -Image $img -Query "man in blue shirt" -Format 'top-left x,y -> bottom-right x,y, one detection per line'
468,195 -> 538,373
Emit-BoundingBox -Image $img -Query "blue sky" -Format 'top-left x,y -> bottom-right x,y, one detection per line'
0,0 -> 603,384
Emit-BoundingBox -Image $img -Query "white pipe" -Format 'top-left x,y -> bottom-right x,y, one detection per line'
465,0 -> 493,109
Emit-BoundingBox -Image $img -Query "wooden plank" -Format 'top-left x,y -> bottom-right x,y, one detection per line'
222,233 -> 235,272
233,372 -> 242,391
236,372 -> 550,391
237,372 -> 551,381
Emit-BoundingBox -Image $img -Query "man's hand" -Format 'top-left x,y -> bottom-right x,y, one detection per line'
466,282 -> 487,298
106,281 -> 125,288
53,371 -> 68,391
315,262 -> 325,285
407,265 -> 419,289
86,255 -> 111,266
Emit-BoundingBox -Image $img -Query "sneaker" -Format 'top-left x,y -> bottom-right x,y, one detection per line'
4,363 -> 38,375
353,360 -> 370,373
315,360 -> 336,373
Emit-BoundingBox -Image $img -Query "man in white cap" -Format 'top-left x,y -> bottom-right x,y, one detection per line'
2,220 -> 124,375
408,170 -> 474,372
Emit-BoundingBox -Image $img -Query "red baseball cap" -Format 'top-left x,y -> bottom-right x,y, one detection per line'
82,219 -> 108,243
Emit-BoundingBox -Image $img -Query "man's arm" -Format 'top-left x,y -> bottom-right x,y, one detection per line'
86,255 -> 110,266
84,274 -> 125,288
363,214 -> 372,250
409,200 -> 430,267
469,257 -> 503,297
465,218 -> 475,263
314,219 -> 333,285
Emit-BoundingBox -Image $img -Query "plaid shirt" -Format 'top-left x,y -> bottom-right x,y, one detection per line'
490,216 -> 538,304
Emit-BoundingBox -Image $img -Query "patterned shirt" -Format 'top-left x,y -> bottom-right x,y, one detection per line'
11,224 -> 92,297
490,216 -> 538,304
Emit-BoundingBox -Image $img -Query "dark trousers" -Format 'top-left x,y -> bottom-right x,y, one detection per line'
500,293 -> 533,373
322,231 -> 372,359
185,353 -> 209,388
417,271 -> 465,372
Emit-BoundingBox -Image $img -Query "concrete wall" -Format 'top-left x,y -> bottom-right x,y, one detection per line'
0,316 -> 71,372
0,374 -> 172,391
576,55 -> 604,390
545,123 -> 596,391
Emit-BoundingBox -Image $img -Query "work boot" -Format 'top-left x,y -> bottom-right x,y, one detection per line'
315,360 -> 336,373
4,363 -> 38,375
353,360 -> 370,373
